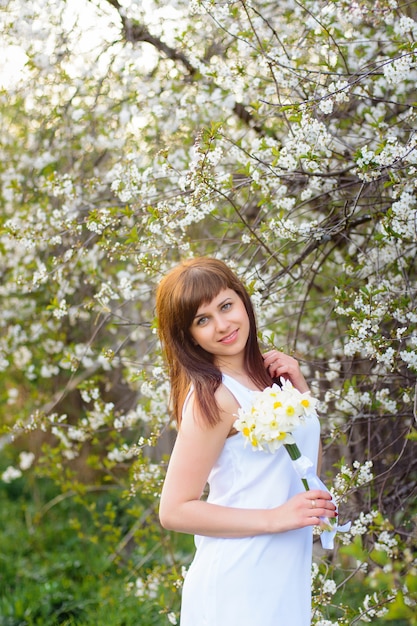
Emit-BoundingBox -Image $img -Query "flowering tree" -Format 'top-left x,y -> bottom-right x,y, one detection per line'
1,0 -> 416,623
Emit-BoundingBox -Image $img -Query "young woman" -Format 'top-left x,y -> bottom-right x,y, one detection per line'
156,257 -> 336,626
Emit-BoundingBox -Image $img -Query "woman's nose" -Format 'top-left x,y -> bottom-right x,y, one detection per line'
214,315 -> 229,332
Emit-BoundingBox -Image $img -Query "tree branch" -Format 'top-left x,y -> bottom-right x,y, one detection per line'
103,0 -> 268,136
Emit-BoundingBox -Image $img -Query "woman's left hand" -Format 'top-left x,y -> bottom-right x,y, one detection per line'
262,349 -> 309,393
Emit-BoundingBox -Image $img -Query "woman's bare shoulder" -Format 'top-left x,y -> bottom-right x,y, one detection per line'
214,382 -> 241,423
180,383 -> 238,434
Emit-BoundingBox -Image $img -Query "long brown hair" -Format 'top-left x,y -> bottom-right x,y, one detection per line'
155,257 -> 273,426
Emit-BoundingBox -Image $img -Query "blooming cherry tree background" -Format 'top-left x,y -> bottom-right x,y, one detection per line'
1,0 -> 416,623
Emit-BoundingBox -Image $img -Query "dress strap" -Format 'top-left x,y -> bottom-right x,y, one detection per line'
222,374 -> 255,412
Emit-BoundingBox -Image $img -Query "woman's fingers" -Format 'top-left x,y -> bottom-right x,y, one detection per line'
305,493 -> 337,519
262,350 -> 309,392
272,490 -> 337,533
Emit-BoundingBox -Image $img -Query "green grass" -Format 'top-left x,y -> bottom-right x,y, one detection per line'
1,474 -> 413,625
0,477 -> 182,626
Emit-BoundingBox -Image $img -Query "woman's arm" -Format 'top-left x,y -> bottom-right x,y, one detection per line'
159,384 -> 335,538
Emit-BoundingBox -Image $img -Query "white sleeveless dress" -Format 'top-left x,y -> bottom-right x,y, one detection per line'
180,374 -> 321,626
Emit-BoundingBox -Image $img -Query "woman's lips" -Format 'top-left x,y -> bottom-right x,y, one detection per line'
219,329 -> 238,344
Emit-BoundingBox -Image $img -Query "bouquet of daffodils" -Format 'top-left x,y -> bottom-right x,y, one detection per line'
234,378 -> 350,549
234,378 -> 316,449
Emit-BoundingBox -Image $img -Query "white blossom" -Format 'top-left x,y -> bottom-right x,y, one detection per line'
319,98 -> 334,115
322,579 -> 337,595
400,349 -> 417,370
1,465 -> 22,483
374,530 -> 398,556
349,511 -> 378,537
19,451 -> 35,470
7,388 -> 19,404
394,16 -> 417,38
67,426 -> 88,442
383,53 -> 417,86
107,445 -> 136,462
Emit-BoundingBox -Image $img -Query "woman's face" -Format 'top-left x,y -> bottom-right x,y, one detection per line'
189,288 -> 250,363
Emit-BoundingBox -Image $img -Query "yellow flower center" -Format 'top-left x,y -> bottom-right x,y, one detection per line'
277,432 -> 286,440
243,426 -> 250,437
301,399 -> 310,408
286,405 -> 295,416
273,401 -> 282,409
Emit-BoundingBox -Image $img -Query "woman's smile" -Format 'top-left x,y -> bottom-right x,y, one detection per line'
218,329 -> 239,344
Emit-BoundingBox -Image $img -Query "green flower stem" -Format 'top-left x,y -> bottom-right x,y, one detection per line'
285,443 -> 309,491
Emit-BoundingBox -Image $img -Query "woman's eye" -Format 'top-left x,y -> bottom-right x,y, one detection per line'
222,302 -> 232,311
197,316 -> 208,326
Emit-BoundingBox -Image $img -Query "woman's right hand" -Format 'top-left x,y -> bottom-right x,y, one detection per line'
267,489 -> 337,533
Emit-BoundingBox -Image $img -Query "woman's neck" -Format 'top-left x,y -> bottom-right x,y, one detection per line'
215,358 -> 260,391
215,355 -> 245,377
